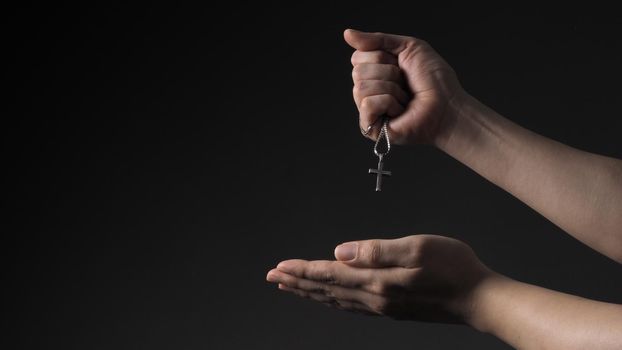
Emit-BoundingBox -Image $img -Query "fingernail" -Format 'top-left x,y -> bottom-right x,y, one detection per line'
335,242 -> 358,261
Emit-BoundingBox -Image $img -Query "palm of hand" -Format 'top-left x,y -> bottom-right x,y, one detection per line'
267,235 -> 490,324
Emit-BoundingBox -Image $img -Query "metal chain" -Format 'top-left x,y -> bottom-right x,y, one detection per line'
373,117 -> 391,157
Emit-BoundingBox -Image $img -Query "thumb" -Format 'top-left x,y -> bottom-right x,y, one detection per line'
334,237 -> 419,268
343,28 -> 413,55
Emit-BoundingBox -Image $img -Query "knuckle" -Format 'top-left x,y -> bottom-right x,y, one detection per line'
405,37 -> 418,47
405,36 -> 424,49
401,37 -> 427,63
324,274 -> 337,285
356,79 -> 368,91
397,236 -> 425,267
315,264 -> 336,284
352,64 -> 363,80
369,280 -> 390,295
360,96 -> 373,111
306,264 -> 320,279
350,51 -> 358,65
352,85 -> 360,101
352,81 -> 366,98
367,239 -> 383,264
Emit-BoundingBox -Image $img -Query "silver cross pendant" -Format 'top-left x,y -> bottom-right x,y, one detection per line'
369,153 -> 392,191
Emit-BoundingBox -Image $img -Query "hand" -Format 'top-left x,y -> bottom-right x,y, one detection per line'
266,234 -> 493,323
345,29 -> 464,145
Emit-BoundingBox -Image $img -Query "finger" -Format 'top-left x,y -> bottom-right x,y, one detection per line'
278,283 -> 333,302
273,260 -> 414,296
334,236 -> 423,268
344,28 -> 416,56
274,260 -> 370,288
359,94 -> 404,140
351,50 -> 398,66
272,269 -> 376,304
353,80 -> 409,109
352,63 -> 402,84
278,284 -> 378,315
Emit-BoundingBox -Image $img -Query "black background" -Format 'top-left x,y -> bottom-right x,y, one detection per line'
7,3 -> 622,349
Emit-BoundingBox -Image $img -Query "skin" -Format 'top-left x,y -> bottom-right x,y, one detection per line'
266,29 -> 622,349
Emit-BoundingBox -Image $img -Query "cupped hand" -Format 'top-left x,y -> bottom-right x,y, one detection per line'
346,29 -> 464,145
266,235 -> 493,324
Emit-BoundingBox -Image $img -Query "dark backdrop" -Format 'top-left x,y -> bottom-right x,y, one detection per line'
7,3 -> 622,349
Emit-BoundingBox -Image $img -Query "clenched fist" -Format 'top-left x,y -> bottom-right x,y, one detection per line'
346,29 -> 463,144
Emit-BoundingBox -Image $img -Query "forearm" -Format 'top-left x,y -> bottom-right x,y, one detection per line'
435,92 -> 622,262
467,273 -> 622,350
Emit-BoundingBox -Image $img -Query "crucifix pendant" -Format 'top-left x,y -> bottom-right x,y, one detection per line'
369,154 -> 392,191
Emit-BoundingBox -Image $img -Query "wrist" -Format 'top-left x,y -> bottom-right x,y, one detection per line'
463,271 -> 515,334
432,89 -> 476,150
